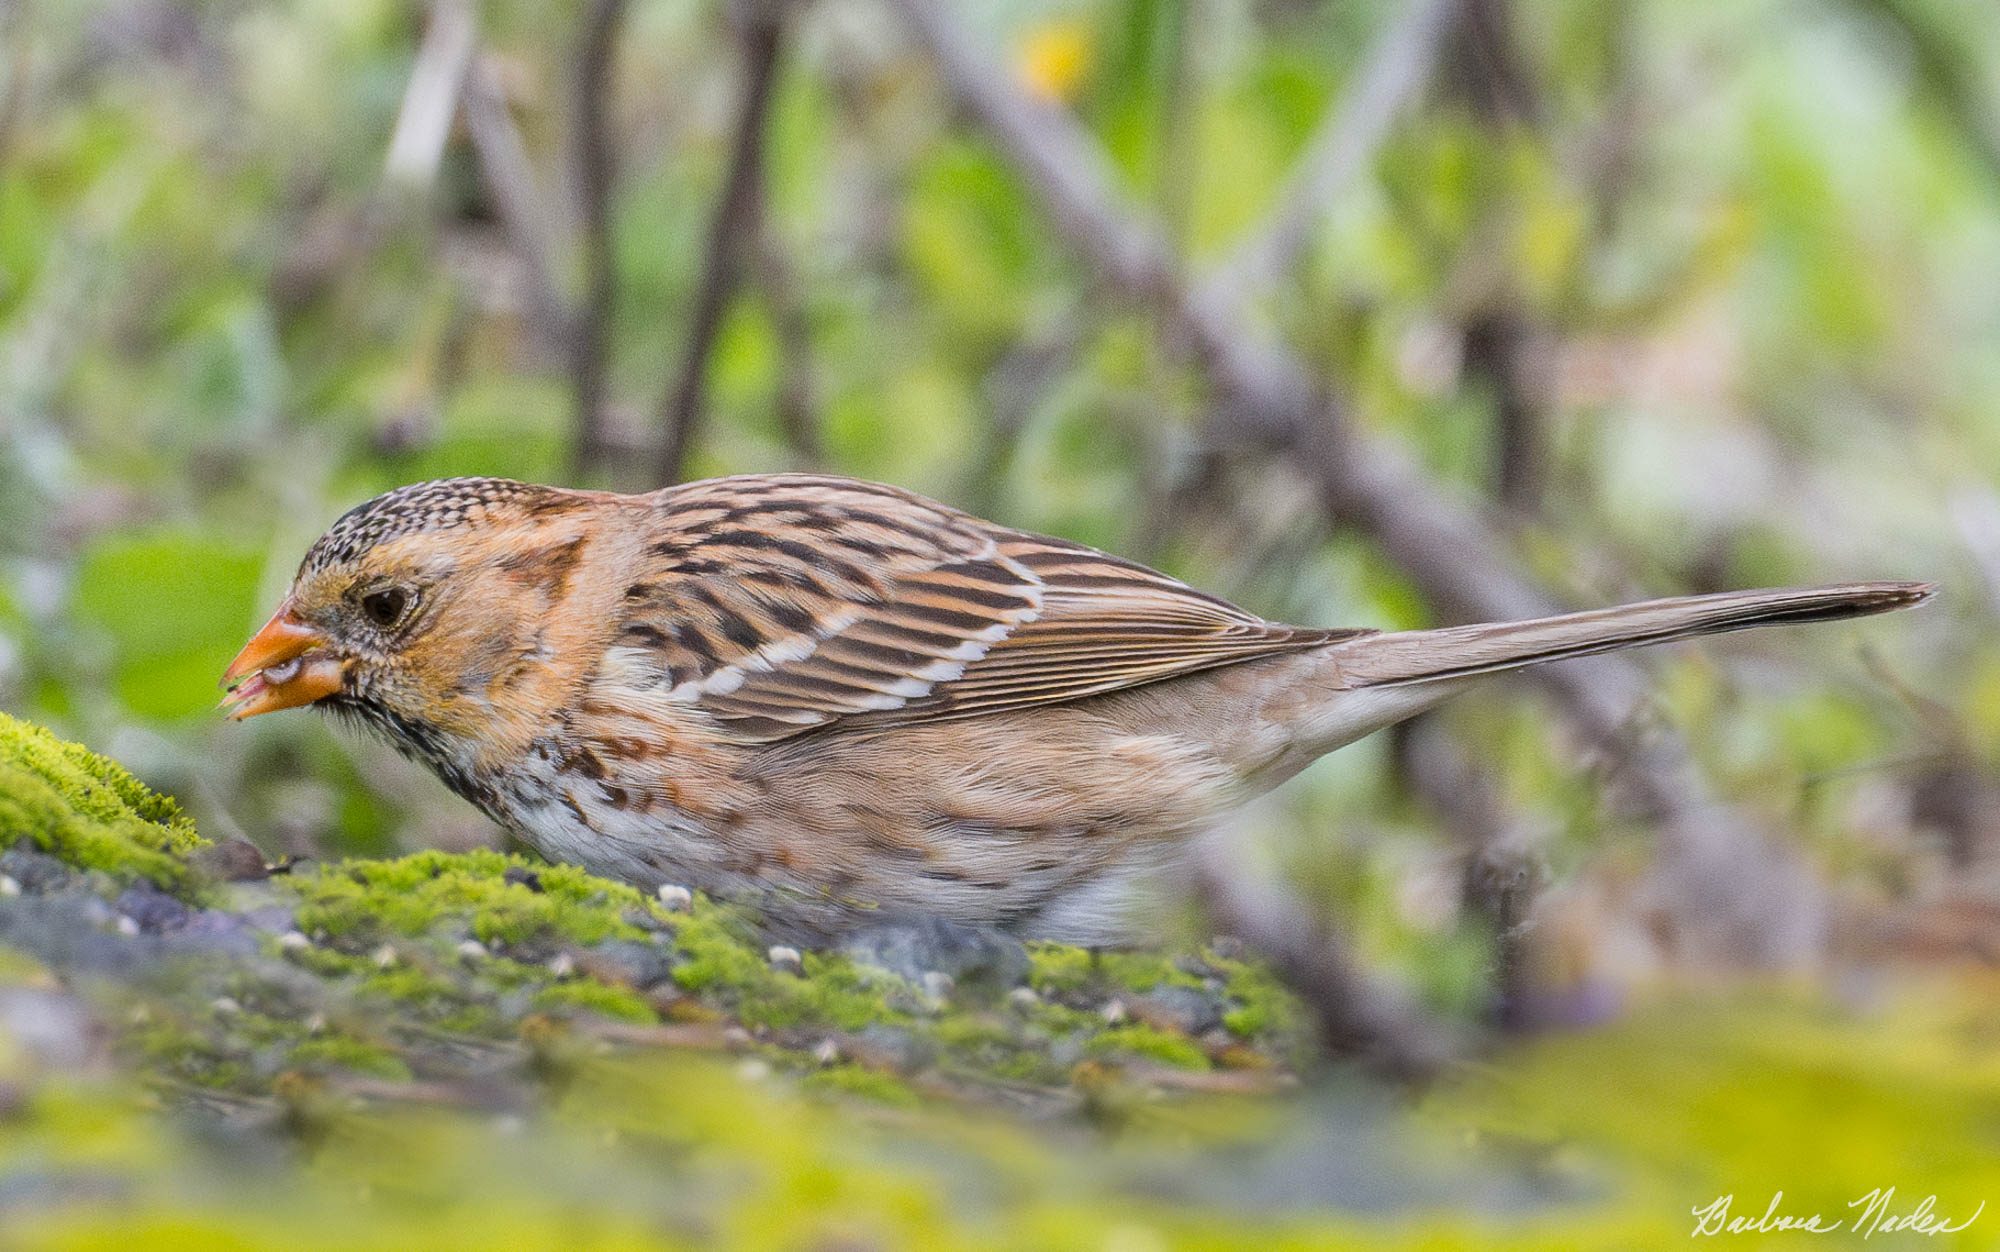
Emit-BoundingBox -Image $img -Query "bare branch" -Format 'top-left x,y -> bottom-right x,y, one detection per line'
1203,0 -> 1462,311
1847,0 -> 2000,194
384,0 -> 477,194
1196,844 -> 1457,1084
885,0 -> 1827,969
570,0 -> 629,481
657,0 -> 790,486
1392,714 -> 1545,1031
462,53 -> 573,356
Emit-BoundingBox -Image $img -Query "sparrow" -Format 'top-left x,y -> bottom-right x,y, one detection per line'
221,474 -> 1931,942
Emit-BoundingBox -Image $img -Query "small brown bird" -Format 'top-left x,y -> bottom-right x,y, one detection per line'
222,474 -> 1931,941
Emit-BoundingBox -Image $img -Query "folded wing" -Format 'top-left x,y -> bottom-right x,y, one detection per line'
603,475 -> 1362,743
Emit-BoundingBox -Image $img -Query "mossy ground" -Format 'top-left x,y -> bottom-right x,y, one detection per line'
3,720 -> 1999,1249
0,713 -> 203,890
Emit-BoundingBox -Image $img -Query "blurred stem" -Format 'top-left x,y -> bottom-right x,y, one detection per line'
752,213 -> 822,464
1203,0 -> 1462,311
963,305 -> 1084,517
384,0 -> 476,194
1464,309 -> 1546,515
1446,0 -> 1548,518
1151,0 -> 1196,254
657,0 -> 790,486
1195,843 -> 1458,1084
0,0 -> 30,179
463,52 -> 574,360
570,0 -> 630,483
1391,715 -> 1543,1033
1848,0 -> 2000,194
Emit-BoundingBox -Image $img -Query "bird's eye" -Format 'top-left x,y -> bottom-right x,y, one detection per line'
361,587 -> 412,629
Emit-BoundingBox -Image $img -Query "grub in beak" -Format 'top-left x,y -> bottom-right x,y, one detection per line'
221,604 -> 345,719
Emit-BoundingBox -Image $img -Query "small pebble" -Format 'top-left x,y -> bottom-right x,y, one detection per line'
736,1058 -> 772,1082
278,931 -> 312,953
372,944 -> 398,969
1101,998 -> 1129,1025
656,884 -> 693,911
1007,986 -> 1041,1012
722,1026 -> 753,1050
767,945 -> 803,973
547,952 -> 576,978
811,1038 -> 842,1066
920,971 -> 955,1003
456,939 -> 489,961
211,996 -> 242,1016
115,915 -> 140,938
304,1013 -> 326,1035
0,875 -> 20,898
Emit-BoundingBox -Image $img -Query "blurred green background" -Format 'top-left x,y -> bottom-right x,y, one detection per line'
1,0 -> 1996,1027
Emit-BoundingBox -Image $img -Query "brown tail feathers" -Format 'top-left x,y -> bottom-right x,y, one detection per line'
1335,581 -> 1935,689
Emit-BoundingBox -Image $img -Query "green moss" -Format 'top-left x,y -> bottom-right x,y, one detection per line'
663,903 -> 911,1032
665,902 -> 771,993
284,849 -> 657,948
1088,1024 -> 1210,1070
932,1015 -> 1063,1084
0,716 -> 1309,1135
287,1036 -> 414,1081
533,980 -> 658,1025
1026,943 -> 1203,999
1222,1004 -> 1267,1036
1209,952 -> 1301,1042
801,1063 -> 921,1108
0,712 -> 205,890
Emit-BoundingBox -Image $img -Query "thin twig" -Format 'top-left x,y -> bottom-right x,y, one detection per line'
1392,715 -> 1545,1031
0,0 -> 34,179
657,0 -> 790,486
751,209 -> 823,463
1202,0 -> 1461,311
1848,0 -> 2000,193
887,0 -> 1826,969
1443,0 -> 1548,516
462,52 -> 573,356
384,0 -> 477,194
1195,843 -> 1457,1084
570,0 -> 630,481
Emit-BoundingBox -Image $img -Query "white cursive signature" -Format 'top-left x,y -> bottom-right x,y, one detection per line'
1690,1189 -> 1985,1238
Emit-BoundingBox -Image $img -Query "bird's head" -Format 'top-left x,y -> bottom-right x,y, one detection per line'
221,478 -> 613,748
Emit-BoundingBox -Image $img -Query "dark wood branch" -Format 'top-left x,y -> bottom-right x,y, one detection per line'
887,0 -> 1826,969
1446,0 -> 1548,516
656,0 -> 790,486
1464,305 -> 1546,514
570,0 -> 629,481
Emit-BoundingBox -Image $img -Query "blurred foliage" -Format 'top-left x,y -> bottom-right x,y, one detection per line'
2,0 -> 2000,1241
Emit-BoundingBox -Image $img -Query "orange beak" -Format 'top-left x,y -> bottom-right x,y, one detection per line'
220,601 -> 347,720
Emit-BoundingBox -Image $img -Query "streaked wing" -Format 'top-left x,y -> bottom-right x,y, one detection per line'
604,475 -> 1364,743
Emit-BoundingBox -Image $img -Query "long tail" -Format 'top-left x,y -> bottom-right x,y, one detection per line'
1333,581 -> 1934,689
